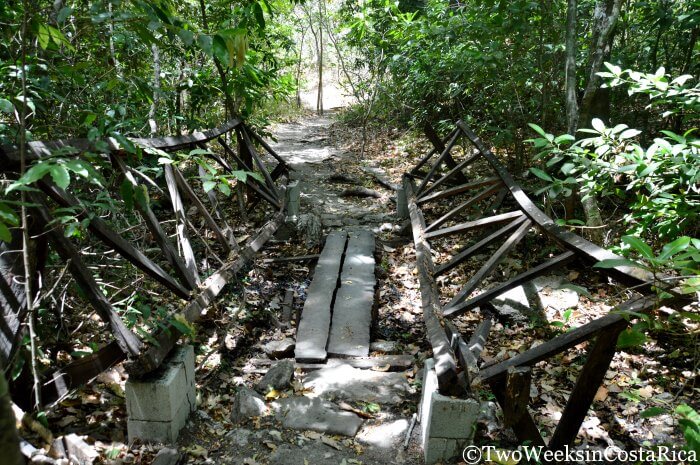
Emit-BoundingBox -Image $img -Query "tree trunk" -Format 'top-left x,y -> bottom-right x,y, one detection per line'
148,44 -> 161,135
0,370 -> 22,465
565,0 -> 578,135
316,0 -> 324,115
296,27 -> 306,108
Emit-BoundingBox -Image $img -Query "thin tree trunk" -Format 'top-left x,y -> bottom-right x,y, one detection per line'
149,44 -> 160,135
565,0 -> 578,135
296,27 -> 306,108
316,0 -> 324,115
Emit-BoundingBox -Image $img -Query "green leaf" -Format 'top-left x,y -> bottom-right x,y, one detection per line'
591,118 -> 606,133
593,258 -> 646,269
641,407 -> 666,418
622,236 -> 654,260
57,6 -> 73,24
527,123 -> 547,138
554,134 -> 575,144
0,98 -> 13,114
120,179 -> 134,211
529,167 -> 552,182
617,327 -> 647,348
658,237 -> 690,261
619,129 -> 641,140
202,181 -> 216,193
189,148 -> 214,156
218,182 -> 231,196
0,222 -> 11,242
134,185 -> 150,208
50,165 -> 70,189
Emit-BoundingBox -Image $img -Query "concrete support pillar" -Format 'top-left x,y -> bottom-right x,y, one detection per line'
420,358 -> 480,464
126,345 -> 196,443
285,180 -> 300,220
396,187 -> 409,220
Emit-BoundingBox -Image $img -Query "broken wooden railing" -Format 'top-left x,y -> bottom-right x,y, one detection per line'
404,120 -> 688,450
0,119 -> 290,408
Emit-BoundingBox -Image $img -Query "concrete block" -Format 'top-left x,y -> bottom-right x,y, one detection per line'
285,180 -> 300,219
396,187 -> 409,219
126,345 -> 196,443
420,358 -> 479,464
127,397 -> 191,443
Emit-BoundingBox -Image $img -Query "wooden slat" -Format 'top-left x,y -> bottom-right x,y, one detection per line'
126,211 -> 285,376
294,231 -> 348,363
405,176 -> 464,396
468,318 -> 492,359
420,150 -> 482,197
490,380 -> 546,447
434,216 -> 527,277
425,211 -> 523,241
503,366 -> 532,427
249,355 -> 414,372
112,155 -> 198,290
476,296 -> 659,384
446,219 -> 532,309
423,123 -> 468,184
443,251 -> 576,318
417,177 -> 501,205
327,230 -> 376,357
240,126 -> 277,194
38,180 -> 191,299
416,130 -> 462,194
163,165 -> 200,285
424,183 -> 503,233
548,321 -> 627,450
456,121 -> 660,292
172,168 -> 232,253
445,321 -> 478,384
30,194 -> 142,357
244,123 -> 290,169
410,127 -> 458,175
0,270 -> 26,367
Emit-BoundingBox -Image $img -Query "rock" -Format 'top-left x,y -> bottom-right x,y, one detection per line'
370,340 -> 400,354
231,387 -> 268,424
356,419 -> 410,448
255,360 -> 295,394
262,338 -> 295,359
303,363 -> 410,404
272,396 -> 364,436
297,213 -> 322,248
225,428 -> 252,447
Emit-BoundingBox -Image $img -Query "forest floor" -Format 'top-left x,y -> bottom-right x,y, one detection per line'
33,111 -> 697,465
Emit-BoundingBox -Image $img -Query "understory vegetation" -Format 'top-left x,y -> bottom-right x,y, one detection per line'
0,0 -> 698,462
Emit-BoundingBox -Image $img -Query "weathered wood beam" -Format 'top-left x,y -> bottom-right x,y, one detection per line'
490,380 -> 546,447
125,211 -> 285,376
38,180 -> 191,299
468,318 -> 492,360
434,216 -> 527,277
172,168 -> 233,254
416,130 -> 462,194
163,165 -> 200,285
548,321 -> 627,450
244,123 -> 291,170
410,127 -> 458,175
112,155 -> 198,290
423,123 -> 468,184
503,366 -> 532,427
418,177 -> 501,206
446,219 -> 533,309
240,126 -> 278,195
29,194 -> 142,357
404,176 -> 464,396
425,210 -> 523,241
420,151 -> 482,197
444,251 -> 576,318
445,321 -> 478,385
476,296 -> 659,384
424,184 -> 503,233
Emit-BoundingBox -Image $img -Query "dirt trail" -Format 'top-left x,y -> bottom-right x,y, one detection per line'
177,113 -> 424,465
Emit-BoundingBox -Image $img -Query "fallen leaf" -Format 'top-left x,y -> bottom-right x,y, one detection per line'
184,444 -> 208,458
321,436 -> 342,450
371,364 -> 391,372
594,386 -> 608,402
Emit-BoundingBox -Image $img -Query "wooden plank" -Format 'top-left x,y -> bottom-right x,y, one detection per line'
445,321 -> 478,384
417,177 -> 501,205
404,176 -> 464,396
443,251 -> 576,318
548,322 -> 627,450
423,122 -> 468,183
0,270 -> 26,367
446,219 -> 533,309
416,130 -> 461,194
38,180 -> 191,299
216,137 -> 282,209
262,254 -> 320,264
490,380 -> 546,446
434,216 -> 527,277
163,165 -> 200,285
424,183 -> 503,233
112,155 -> 198,290
249,355 -> 414,372
280,289 -> 295,324
294,231 -> 348,363
29,194 -> 142,357
424,211 -> 523,241
476,295 -> 658,384
126,211 -> 285,376
468,318 -> 492,360
240,126 -> 277,195
456,121 -> 661,292
504,366 -> 532,426
420,151 -> 482,197
172,168 -> 232,253
0,118 -> 242,167
410,127 -> 458,175
328,230 -> 376,357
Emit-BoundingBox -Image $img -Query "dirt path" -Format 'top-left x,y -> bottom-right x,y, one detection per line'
177,113 -> 424,465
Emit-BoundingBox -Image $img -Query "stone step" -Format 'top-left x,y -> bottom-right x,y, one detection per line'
294,231 -> 348,362
327,230 -> 376,357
